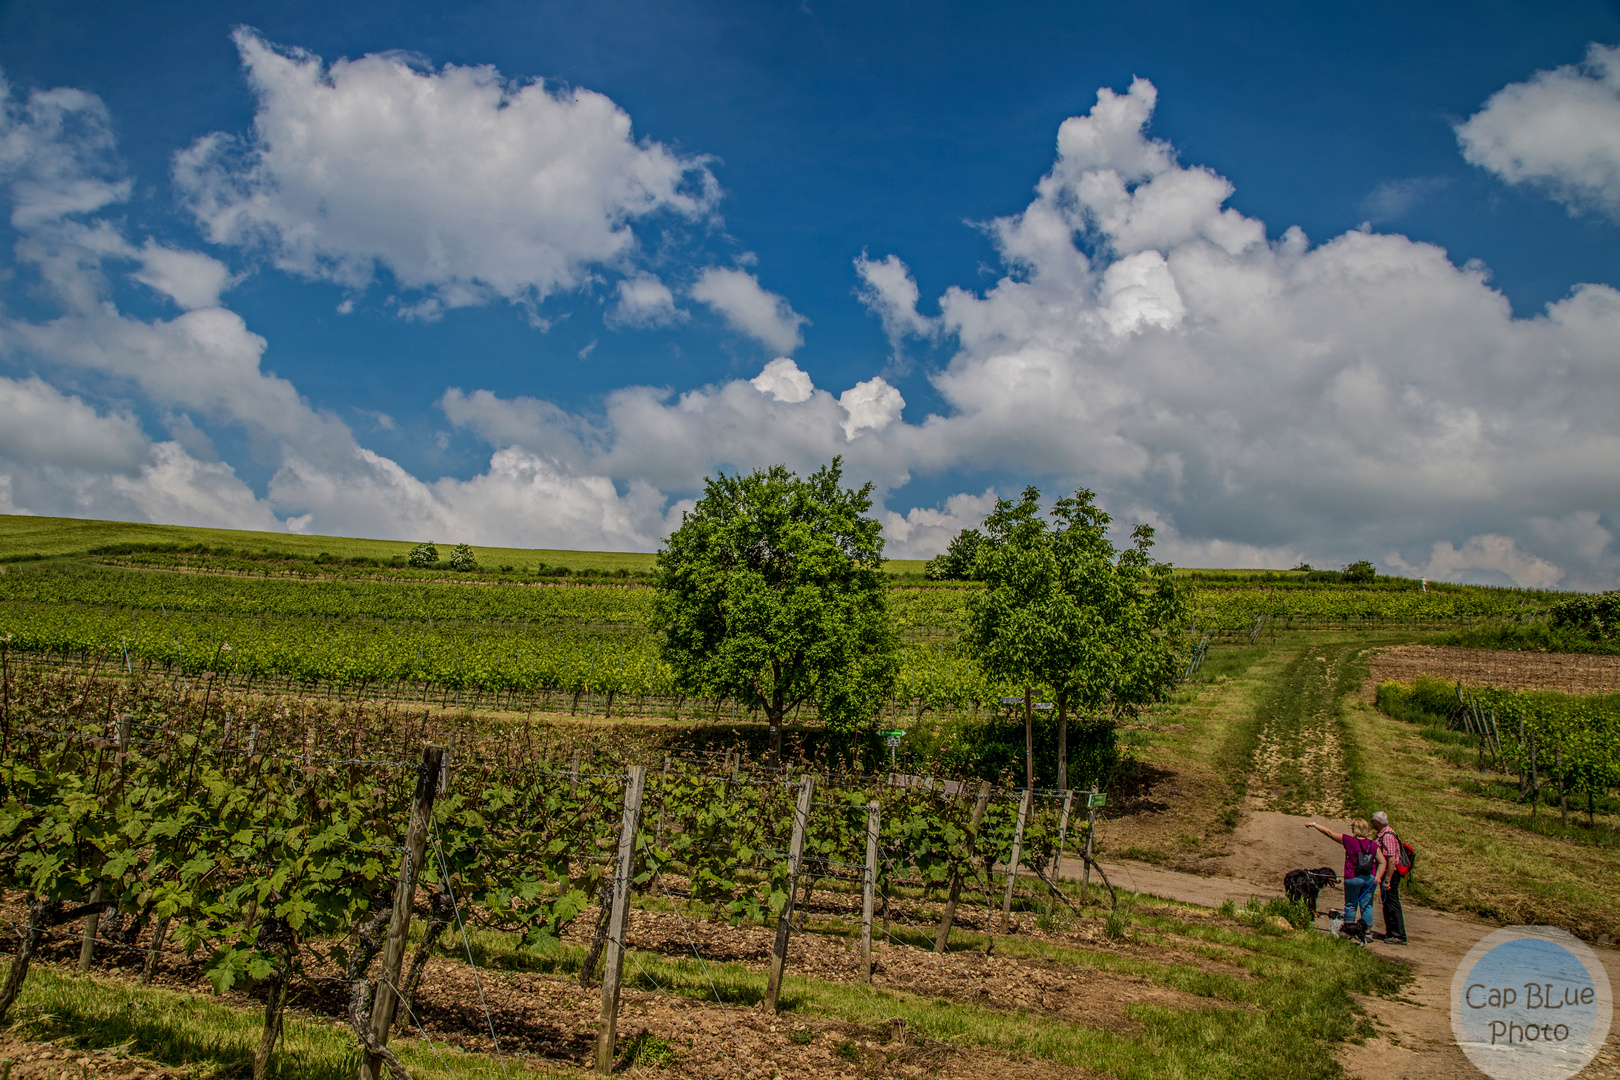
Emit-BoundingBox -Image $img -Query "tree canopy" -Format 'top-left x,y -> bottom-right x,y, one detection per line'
652,458 -> 898,760
966,487 -> 1186,789
924,528 -> 984,581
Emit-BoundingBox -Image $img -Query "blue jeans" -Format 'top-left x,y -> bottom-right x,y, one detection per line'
1344,876 -> 1376,925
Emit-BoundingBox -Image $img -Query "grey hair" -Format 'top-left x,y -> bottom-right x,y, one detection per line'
1371,810 -> 1389,827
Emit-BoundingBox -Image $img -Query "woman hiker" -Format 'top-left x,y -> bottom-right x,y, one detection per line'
1305,819 -> 1377,937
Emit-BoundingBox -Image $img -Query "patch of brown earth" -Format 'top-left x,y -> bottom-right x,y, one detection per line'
0,1036 -> 185,1079
1367,645 -> 1620,698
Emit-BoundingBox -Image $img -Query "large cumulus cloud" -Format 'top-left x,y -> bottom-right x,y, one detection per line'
2,52 -> 1618,588
447,78 -> 1620,585
174,29 -> 718,319
1457,43 -> 1620,220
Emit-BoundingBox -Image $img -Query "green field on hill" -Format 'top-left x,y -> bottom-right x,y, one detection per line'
0,513 -> 661,572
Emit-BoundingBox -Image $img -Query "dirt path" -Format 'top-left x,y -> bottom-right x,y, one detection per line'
1085,807 -> 1620,1080
1245,644 -> 1358,819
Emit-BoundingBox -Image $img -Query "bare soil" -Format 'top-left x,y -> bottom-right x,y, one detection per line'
1367,645 -> 1620,697
0,1037 -> 182,1080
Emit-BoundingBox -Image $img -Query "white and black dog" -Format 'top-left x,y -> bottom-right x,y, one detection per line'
1283,866 -> 1340,918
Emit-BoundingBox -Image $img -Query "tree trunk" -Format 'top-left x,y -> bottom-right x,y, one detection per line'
254,962 -> 289,1080
1023,687 -> 1034,791
0,898 -> 46,1026
767,687 -> 785,767
398,887 -> 457,1029
1056,693 -> 1069,792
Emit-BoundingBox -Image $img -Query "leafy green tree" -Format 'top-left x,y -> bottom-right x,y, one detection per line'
1044,490 -> 1187,790
653,458 -> 899,762
1343,559 -> 1377,583
965,488 -> 1058,789
448,543 -> 479,572
966,487 -> 1186,790
407,542 -> 439,568
924,528 -> 984,581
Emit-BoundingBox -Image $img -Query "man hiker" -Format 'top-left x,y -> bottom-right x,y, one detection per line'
1371,810 -> 1407,944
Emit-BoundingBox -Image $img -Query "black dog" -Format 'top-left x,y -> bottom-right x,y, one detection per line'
1283,866 -> 1340,918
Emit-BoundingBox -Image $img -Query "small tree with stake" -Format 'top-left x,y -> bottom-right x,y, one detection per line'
653,458 -> 898,763
967,487 -> 1186,790
1045,490 -> 1186,790
966,488 -> 1059,790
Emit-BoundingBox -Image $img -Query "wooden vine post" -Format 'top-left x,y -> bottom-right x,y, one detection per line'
1081,780 -> 1099,899
595,765 -> 648,1074
934,781 -> 991,953
999,788 -> 1032,933
766,774 -> 815,1012
1048,788 -> 1075,889
359,744 -> 445,1080
78,882 -> 104,970
861,800 -> 880,981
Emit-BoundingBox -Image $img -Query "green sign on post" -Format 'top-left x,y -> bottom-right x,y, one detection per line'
1088,793 -> 1107,808
878,730 -> 906,738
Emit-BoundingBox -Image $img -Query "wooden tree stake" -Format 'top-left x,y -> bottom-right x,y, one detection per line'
934,781 -> 991,953
1049,788 -> 1074,889
1000,788 -> 1032,933
595,765 -> 647,1074
766,774 -> 815,1012
1081,780 -> 1098,899
861,800 -> 879,981
359,744 -> 445,1080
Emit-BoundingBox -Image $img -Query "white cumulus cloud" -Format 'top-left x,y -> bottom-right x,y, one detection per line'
750,357 -> 814,403
173,29 -> 718,317
854,252 -> 936,355
690,266 -> 807,353
607,274 -> 684,329
0,75 -> 129,227
1457,42 -> 1620,220
3,61 -> 1618,589
838,377 -> 904,441
1387,535 -> 1564,590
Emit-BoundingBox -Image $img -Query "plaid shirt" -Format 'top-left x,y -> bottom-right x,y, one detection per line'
1376,826 -> 1400,869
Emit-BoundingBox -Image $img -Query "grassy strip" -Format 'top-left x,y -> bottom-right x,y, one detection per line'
1344,695 -> 1620,940
463,884 -> 1404,1080
0,513 -> 655,572
7,965 -> 578,1079
8,885 -> 1406,1080
1212,645 -> 1297,824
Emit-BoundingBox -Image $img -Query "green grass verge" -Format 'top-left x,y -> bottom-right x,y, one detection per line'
456,889 -> 1403,1080
1345,695 -> 1620,940
7,965 -> 578,1079
0,513 -> 942,577
6,887 -> 1406,1080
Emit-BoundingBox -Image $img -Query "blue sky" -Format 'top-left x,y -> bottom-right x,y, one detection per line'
1,1 -> 1618,587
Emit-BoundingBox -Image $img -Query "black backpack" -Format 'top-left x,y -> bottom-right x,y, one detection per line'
1353,840 -> 1376,877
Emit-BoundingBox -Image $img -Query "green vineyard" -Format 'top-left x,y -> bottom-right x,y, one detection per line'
0,560 -> 1559,713
0,667 -> 1076,1077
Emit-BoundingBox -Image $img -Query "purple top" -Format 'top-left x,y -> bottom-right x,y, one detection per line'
1342,834 -> 1376,880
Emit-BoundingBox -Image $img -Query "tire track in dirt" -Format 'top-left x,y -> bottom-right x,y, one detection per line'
1245,644 -> 1358,820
